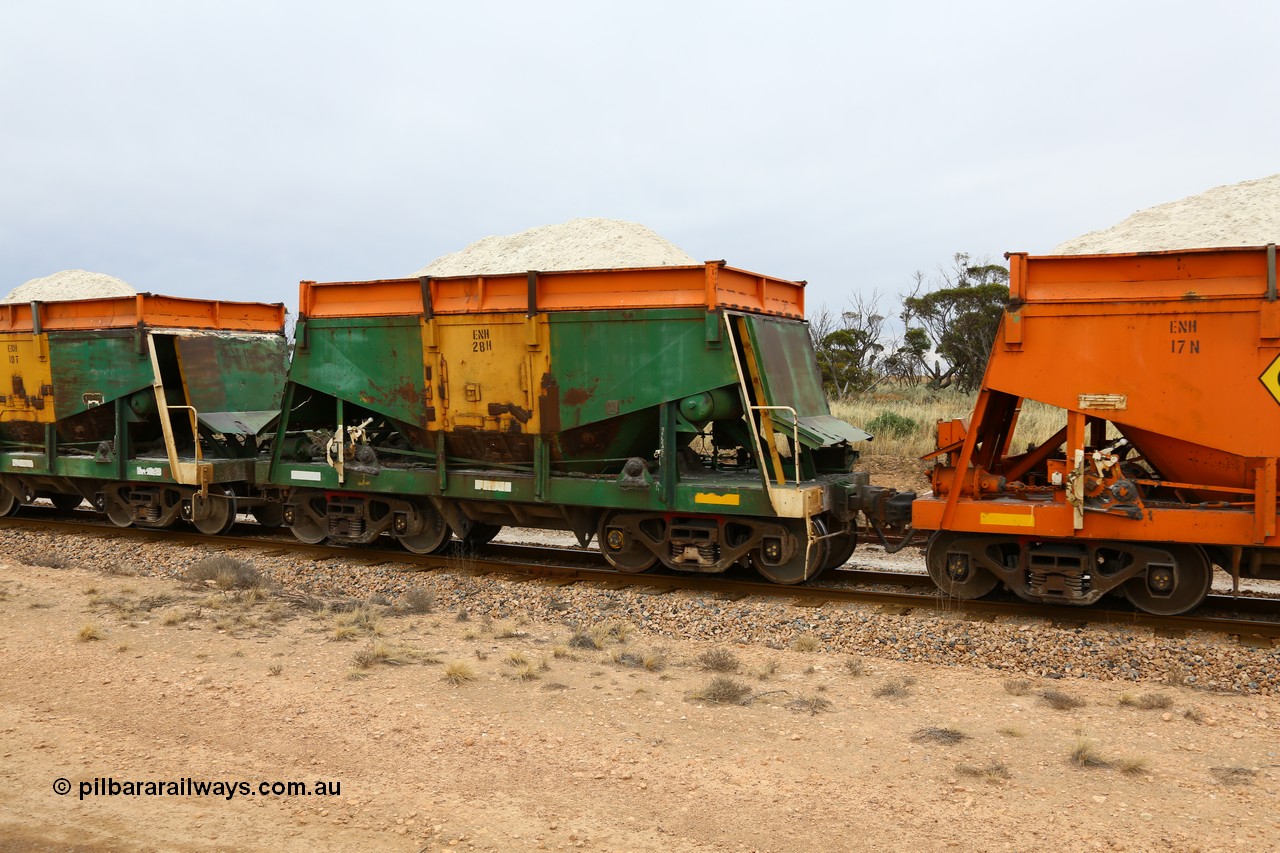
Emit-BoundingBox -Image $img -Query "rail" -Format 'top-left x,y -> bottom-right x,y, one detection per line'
2,512 -> 1278,643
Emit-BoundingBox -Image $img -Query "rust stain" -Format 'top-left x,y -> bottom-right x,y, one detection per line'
539,373 -> 560,434
563,387 -> 591,407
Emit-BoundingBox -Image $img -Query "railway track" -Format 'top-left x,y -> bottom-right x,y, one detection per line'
4,512 -> 1279,644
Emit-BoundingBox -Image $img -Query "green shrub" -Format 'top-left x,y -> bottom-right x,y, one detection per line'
865,410 -> 919,439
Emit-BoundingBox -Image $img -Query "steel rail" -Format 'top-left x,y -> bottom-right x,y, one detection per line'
3,515 -> 1278,641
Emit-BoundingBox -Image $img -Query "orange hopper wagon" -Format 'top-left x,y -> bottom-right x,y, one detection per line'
913,245 -> 1280,615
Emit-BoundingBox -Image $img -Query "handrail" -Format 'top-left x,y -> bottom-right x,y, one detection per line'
748,405 -> 802,486
166,405 -> 203,467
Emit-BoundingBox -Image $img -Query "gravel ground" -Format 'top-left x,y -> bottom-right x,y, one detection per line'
8,523 -> 1280,696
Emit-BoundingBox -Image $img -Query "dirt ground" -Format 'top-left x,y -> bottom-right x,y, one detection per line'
2,559 -> 1279,853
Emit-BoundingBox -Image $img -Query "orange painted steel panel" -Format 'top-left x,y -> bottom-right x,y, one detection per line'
991,246 -> 1280,464
918,244 -> 1280,551
0,294 -> 285,333
299,262 -> 806,319
914,494 -> 1279,547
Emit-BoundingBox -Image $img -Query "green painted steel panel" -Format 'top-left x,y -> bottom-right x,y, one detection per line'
176,334 -> 287,420
547,308 -> 738,430
0,451 -> 254,484
49,331 -> 154,418
289,317 -> 426,425
740,315 -> 828,416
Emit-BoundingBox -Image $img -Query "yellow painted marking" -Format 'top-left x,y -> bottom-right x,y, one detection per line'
0,332 -> 55,423
980,511 -> 1034,527
426,313 -> 551,433
694,492 -> 740,506
1261,352 -> 1280,406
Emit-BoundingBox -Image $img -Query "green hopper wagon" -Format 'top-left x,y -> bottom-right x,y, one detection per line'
0,293 -> 288,532
273,263 -> 908,582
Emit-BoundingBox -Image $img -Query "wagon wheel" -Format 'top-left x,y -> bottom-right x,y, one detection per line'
191,485 -> 237,535
0,487 -> 20,517
1123,544 -> 1212,616
926,531 -> 1000,599
822,524 -> 857,571
598,512 -> 658,573
49,494 -> 83,511
752,517 -> 830,585
397,501 -> 451,554
251,503 -> 285,529
289,513 -> 326,544
104,493 -> 134,528
459,522 -> 502,547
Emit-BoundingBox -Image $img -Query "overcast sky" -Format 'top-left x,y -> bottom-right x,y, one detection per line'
2,1 -> 1277,315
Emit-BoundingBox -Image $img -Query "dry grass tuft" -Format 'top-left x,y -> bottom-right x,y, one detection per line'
610,649 -> 655,670
788,696 -> 833,715
551,645 -> 572,659
641,649 -> 668,672
442,661 -> 476,686
398,585 -> 435,615
752,660 -> 780,681
569,628 -> 603,650
911,726 -> 968,744
1069,737 -> 1111,769
1119,692 -> 1173,710
791,633 -> 821,653
351,640 -> 413,669
1183,706 -> 1205,724
1003,678 -> 1032,696
843,656 -> 866,676
832,392 -> 1062,458
997,726 -> 1025,738
503,651 -> 530,668
186,555 -> 264,591
160,609 -> 189,627
267,663 -> 283,677
1116,756 -> 1150,775
690,676 -> 753,706
1041,689 -> 1085,710
77,623 -> 103,642
1210,766 -> 1258,786
956,761 -> 1011,782
695,647 -> 740,673
506,662 -> 540,682
873,677 -> 914,699
330,605 -> 381,641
